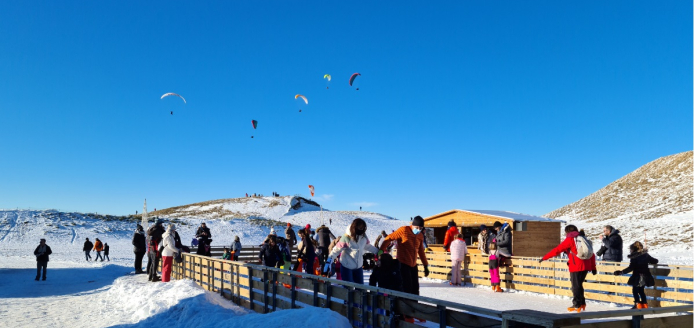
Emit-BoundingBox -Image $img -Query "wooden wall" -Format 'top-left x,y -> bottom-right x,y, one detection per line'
513,221 -> 561,257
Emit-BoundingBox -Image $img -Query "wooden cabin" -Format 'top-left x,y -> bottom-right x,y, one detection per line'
423,209 -> 562,257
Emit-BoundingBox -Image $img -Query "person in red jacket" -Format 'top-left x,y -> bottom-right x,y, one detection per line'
539,224 -> 596,313
442,220 -> 459,252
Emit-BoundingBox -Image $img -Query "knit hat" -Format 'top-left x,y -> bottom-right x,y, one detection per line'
234,236 -> 240,242
480,224 -> 487,230
412,216 -> 424,227
287,223 -> 292,227
493,221 -> 502,228
305,224 -> 311,230
448,220 -> 456,228
168,224 -> 176,232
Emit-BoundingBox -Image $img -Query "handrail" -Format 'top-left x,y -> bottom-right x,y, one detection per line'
570,304 -> 693,320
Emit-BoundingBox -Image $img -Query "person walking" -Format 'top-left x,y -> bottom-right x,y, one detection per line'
34,238 -> 52,281
488,243 -> 502,292
477,225 -> 489,255
103,243 -> 110,261
93,238 -> 104,262
147,219 -> 165,282
83,238 -> 93,261
316,224 -> 336,270
614,241 -> 659,309
327,219 -> 378,284
597,225 -> 623,262
378,216 -> 429,295
160,224 -> 180,282
132,224 -> 147,273
539,224 -> 597,313
442,220 -> 459,252
231,236 -> 242,261
449,233 -> 468,286
285,223 -> 296,247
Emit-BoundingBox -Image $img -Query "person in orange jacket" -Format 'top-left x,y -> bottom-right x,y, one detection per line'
93,238 -> 104,262
442,220 -> 459,252
539,224 -> 597,313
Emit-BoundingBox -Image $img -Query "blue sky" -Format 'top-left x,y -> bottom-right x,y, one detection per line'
0,1 -> 691,220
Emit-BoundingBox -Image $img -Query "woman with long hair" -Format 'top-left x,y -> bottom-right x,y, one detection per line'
328,218 -> 379,284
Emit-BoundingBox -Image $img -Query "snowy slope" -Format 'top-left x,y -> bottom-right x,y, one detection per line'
544,151 -> 693,264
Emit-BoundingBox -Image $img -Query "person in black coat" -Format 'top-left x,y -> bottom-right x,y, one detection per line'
196,223 -> 212,242
34,238 -> 52,281
104,243 -> 110,261
132,224 -> 147,273
597,225 -> 623,262
147,220 -> 165,282
259,235 -> 284,268
83,238 -> 93,261
369,253 -> 402,292
316,225 -> 336,269
614,241 -> 659,309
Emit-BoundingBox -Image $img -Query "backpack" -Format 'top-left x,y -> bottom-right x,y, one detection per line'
573,235 -> 593,260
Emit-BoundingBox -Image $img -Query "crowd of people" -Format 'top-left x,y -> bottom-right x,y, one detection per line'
82,237 -> 110,262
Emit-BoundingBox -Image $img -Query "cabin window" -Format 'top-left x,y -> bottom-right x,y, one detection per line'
514,221 -> 527,231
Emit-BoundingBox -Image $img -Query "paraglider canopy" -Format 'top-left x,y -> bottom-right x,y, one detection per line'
308,185 -> 315,197
251,120 -> 258,129
295,94 -> 308,105
161,92 -> 186,103
349,73 -> 361,86
323,74 -> 331,81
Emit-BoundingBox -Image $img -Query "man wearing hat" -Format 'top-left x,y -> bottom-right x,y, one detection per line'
379,216 -> 429,296
132,224 -> 147,273
477,225 -> 489,255
146,219 -> 165,282
34,238 -> 52,281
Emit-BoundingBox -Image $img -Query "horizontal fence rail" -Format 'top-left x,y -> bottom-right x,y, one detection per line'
155,247 -> 693,328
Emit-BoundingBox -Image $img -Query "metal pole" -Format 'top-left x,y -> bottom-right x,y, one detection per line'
263,270 -> 269,314
437,305 -> 447,328
272,271 -> 278,311
291,275 -> 297,309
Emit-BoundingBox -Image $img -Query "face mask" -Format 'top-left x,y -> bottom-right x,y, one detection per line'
412,228 -> 421,235
356,228 -> 365,236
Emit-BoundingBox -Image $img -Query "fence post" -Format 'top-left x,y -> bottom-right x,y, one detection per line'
632,314 -> 643,328
272,271 -> 278,311
347,287 -> 355,325
388,295 -> 397,328
248,267 -> 254,312
236,263 -> 240,303
291,275 -> 297,309
361,289 -> 367,327
313,279 -> 320,307
371,292 -> 378,328
325,283 -> 332,309
207,259 -> 211,291
220,262 -> 225,296
263,270 -> 269,314
437,305 -> 446,328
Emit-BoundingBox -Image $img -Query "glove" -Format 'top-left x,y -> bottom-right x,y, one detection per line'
614,270 -> 622,276
538,259 -> 544,264
591,269 -> 597,275
324,258 -> 332,272
423,265 -> 430,277
377,250 -> 384,256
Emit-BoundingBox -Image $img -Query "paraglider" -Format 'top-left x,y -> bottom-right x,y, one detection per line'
295,94 -> 308,112
161,93 -> 186,115
349,73 -> 361,90
308,185 -> 315,197
251,120 -> 257,138
324,74 -> 331,89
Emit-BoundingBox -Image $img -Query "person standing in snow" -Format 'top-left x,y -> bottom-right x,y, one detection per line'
285,223 -> 296,247
34,238 -> 52,281
93,238 -> 104,262
296,228 -> 316,273
488,242 -> 502,292
160,224 -> 180,282
327,219 -> 378,284
147,219 -> 165,282
103,243 -> 110,261
378,216 -> 429,296
231,236 -> 242,261
449,233 -> 468,286
316,224 -> 336,270
132,224 -> 147,273
613,241 -> 659,309
494,221 -> 513,265
477,225 -> 489,255
83,238 -> 93,261
196,222 -> 212,243
443,220 -> 459,252
596,225 -> 623,262
539,224 -> 597,313
259,235 -> 284,268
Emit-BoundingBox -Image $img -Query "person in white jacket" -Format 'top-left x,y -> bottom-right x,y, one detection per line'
327,218 -> 379,284
449,233 -> 468,286
161,224 -> 180,282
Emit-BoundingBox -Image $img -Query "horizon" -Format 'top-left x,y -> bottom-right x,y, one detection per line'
1,2 -> 691,220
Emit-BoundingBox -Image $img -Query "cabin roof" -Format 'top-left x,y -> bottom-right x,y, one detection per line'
424,209 -> 562,223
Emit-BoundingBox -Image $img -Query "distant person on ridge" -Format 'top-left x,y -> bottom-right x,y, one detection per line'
83,238 -> 93,261
34,238 -> 52,281
93,238 -> 104,262
132,224 -> 147,273
539,224 -> 597,313
596,225 -> 623,262
443,220 -> 459,252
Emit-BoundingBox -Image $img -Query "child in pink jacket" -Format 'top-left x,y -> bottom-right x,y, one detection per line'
449,233 -> 468,286
489,242 -> 502,292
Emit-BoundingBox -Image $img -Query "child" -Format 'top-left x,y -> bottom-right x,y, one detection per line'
614,241 -> 659,309
369,253 -> 402,291
104,243 -> 110,261
450,233 -> 468,286
489,242 -> 502,292
222,247 -> 232,260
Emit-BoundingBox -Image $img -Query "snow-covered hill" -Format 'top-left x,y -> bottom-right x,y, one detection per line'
544,151 -> 693,264
0,196 -> 405,263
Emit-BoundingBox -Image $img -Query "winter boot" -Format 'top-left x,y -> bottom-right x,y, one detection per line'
577,305 -> 586,313
631,302 -> 639,309
641,303 -> 649,309
636,303 -> 643,309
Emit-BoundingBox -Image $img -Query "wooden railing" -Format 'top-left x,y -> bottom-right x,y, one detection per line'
416,252 -> 694,307
159,248 -> 692,328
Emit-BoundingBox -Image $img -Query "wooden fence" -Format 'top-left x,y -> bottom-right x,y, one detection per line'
159,248 -> 692,328
417,252 -> 694,307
